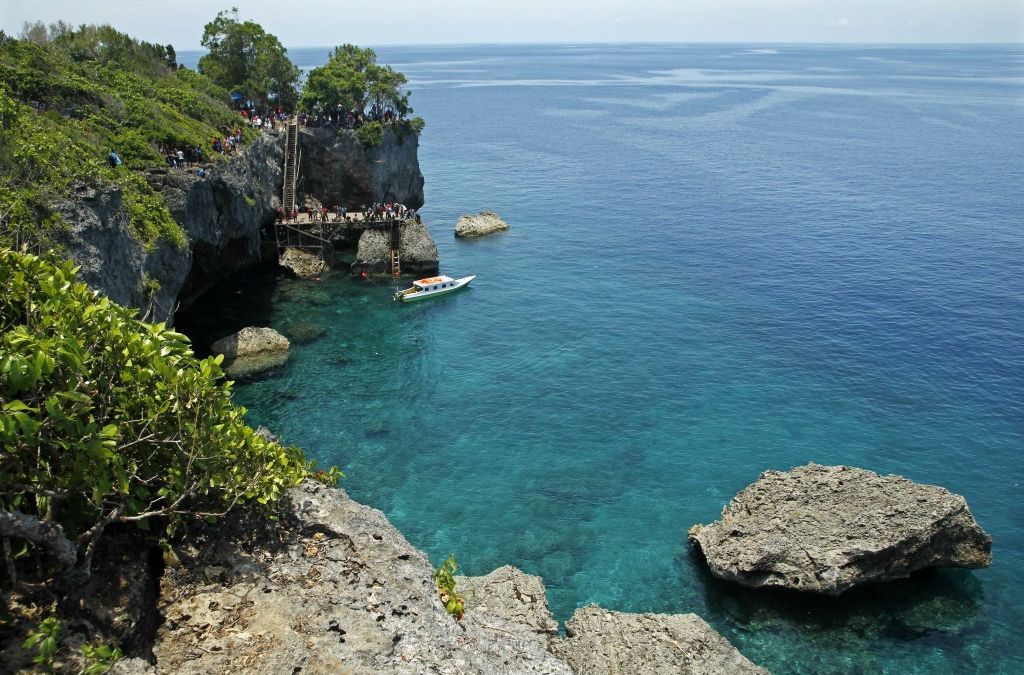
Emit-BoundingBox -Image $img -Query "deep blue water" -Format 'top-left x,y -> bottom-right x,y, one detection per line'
178,45 -> 1024,673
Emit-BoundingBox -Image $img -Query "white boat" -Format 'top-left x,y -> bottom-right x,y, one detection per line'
394,275 -> 476,302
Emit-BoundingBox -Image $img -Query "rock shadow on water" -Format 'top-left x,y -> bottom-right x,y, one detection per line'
684,547 -> 987,671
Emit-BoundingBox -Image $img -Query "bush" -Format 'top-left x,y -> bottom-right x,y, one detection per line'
0,250 -> 334,583
356,120 -> 384,147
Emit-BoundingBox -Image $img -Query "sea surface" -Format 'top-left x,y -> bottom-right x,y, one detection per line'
177,44 -> 1024,673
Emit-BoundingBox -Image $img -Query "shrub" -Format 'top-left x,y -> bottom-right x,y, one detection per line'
432,554 -> 465,620
356,120 -> 384,147
0,250 -> 332,583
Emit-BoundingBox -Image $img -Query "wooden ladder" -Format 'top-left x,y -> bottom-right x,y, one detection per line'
389,220 -> 401,277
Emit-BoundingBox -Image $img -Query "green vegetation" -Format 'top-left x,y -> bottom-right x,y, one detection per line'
356,120 -> 385,147
199,8 -> 300,110
300,44 -> 414,120
0,250 -> 338,586
0,25 -> 246,250
23,615 -> 62,667
81,641 -> 124,675
432,554 -> 466,620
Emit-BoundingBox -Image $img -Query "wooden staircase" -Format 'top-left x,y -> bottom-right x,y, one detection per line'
282,119 -> 299,219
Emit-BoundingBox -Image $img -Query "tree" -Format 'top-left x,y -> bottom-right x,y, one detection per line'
198,8 -> 299,110
299,44 -> 411,119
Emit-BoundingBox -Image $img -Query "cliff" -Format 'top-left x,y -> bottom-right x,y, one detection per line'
54,132 -> 285,322
298,126 -> 425,210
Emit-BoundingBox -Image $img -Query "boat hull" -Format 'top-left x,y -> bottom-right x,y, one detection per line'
395,275 -> 476,302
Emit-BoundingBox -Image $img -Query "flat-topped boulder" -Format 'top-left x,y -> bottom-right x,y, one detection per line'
279,247 -> 328,279
210,326 -> 290,359
551,606 -> 768,675
455,210 -> 510,238
689,463 -> 992,595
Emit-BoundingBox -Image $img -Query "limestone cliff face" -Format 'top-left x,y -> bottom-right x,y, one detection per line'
297,126 -> 425,210
54,132 -> 285,321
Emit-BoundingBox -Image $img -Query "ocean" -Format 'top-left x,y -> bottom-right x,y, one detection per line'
177,44 -> 1024,673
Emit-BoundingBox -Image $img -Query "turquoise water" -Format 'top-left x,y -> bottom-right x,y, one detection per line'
177,45 -> 1024,673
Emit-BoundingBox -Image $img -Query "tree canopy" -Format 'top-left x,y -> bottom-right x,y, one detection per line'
299,44 -> 412,119
198,8 -> 299,110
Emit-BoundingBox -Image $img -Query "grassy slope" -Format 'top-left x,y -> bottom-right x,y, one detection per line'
0,28 -> 252,252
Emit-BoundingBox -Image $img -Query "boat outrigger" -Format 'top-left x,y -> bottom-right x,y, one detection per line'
394,275 -> 476,302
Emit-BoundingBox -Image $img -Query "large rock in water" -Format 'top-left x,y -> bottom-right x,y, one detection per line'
689,464 -> 992,595
279,247 -> 328,279
455,210 -> 510,238
551,606 -> 767,675
353,220 -> 439,276
210,326 -> 289,359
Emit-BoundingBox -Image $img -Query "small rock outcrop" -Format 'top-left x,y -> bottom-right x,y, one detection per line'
353,220 -> 439,276
210,326 -> 290,359
552,606 -> 768,675
279,247 -> 328,279
456,565 -> 560,646
689,463 -> 992,595
455,210 -> 510,238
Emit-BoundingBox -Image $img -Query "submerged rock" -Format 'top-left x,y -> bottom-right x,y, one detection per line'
689,463 -> 992,595
551,606 -> 768,675
455,210 -> 510,238
279,247 -> 328,279
210,326 -> 290,359
283,321 -> 327,344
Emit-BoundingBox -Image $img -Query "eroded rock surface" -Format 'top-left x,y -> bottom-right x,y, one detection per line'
279,247 -> 328,279
457,565 -> 559,647
455,210 -> 510,238
299,126 -> 424,210
689,463 -> 992,595
353,220 -> 439,276
153,482 -> 569,674
552,606 -> 768,675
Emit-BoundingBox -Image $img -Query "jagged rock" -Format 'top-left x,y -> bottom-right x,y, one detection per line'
353,220 -> 439,276
279,247 -> 328,279
457,565 -> 559,646
552,606 -> 767,675
153,482 -> 570,674
211,327 -> 290,359
222,351 -> 288,379
299,126 -> 424,210
455,210 -> 510,238
689,463 -> 992,595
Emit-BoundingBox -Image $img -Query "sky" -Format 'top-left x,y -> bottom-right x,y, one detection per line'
2,0 -> 1022,48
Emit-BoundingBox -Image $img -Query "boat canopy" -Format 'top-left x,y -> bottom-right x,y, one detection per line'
413,276 -> 453,288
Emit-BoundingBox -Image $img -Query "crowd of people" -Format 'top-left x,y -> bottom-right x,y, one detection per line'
298,105 -> 403,130
275,201 -> 419,225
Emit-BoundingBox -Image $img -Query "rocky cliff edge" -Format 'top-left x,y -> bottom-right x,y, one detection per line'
111,482 -> 765,674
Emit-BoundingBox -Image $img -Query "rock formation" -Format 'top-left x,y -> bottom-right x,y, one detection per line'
551,606 -> 768,675
110,481 -> 767,674
55,132 -> 285,321
210,326 -> 290,359
298,126 -> 425,210
455,210 -> 510,238
353,220 -> 439,276
688,463 -> 992,595
279,247 -> 328,279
